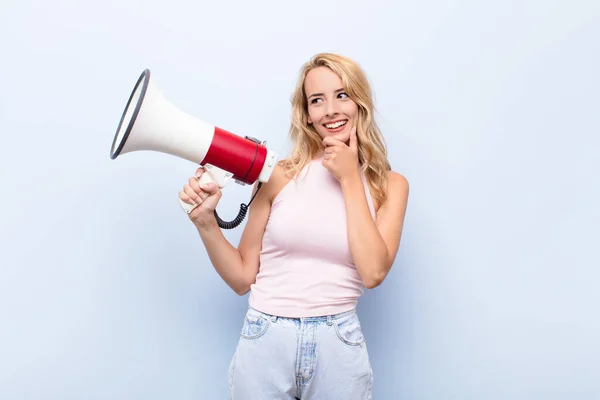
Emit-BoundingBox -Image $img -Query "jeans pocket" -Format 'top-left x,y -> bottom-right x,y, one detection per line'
333,312 -> 366,346
240,309 -> 270,340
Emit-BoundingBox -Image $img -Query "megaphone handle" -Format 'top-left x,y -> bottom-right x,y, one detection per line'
179,172 -> 215,214
179,172 -> 264,230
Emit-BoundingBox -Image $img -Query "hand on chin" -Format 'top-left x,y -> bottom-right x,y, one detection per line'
321,126 -> 360,183
326,129 -> 350,145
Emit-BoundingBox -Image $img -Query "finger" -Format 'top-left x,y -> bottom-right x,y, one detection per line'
188,177 -> 208,201
349,126 -> 358,152
189,176 -> 201,192
184,184 -> 203,205
324,151 -> 336,161
195,166 -> 204,177
322,136 -> 345,147
323,137 -> 342,147
178,190 -> 196,206
332,131 -> 350,143
199,182 -> 220,195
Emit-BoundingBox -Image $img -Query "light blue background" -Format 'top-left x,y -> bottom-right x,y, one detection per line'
1,0 -> 598,399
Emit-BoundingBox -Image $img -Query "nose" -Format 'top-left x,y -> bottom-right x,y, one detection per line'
325,100 -> 338,117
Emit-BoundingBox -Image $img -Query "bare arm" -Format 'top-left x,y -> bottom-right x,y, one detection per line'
180,167 -> 276,295
340,171 -> 409,288
321,127 -> 410,289
195,181 -> 270,294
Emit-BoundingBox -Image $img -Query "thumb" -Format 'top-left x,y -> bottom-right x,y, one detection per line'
200,182 -> 220,195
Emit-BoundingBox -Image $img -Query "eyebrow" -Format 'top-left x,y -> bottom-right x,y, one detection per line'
307,88 -> 345,100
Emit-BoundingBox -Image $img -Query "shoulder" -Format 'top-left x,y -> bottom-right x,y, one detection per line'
379,170 -> 409,212
387,170 -> 409,194
255,161 -> 294,204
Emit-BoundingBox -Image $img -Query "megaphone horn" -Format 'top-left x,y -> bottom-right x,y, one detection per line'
110,69 -> 279,229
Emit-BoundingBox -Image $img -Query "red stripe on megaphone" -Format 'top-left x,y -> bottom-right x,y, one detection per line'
202,127 -> 268,185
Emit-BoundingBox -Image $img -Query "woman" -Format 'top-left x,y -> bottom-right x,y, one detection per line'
179,53 -> 409,399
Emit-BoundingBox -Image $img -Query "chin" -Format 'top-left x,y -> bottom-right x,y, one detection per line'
318,126 -> 351,142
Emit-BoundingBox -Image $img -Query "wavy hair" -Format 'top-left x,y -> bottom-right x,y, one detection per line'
281,52 -> 391,207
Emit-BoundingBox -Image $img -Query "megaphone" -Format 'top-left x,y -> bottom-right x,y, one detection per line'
109,69 -> 279,229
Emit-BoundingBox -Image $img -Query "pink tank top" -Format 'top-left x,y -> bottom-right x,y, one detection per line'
248,157 -> 377,318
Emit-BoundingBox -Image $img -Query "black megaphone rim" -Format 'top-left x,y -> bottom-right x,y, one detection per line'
110,69 -> 151,159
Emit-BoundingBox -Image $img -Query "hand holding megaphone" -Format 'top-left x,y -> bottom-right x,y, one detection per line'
110,69 -> 278,229
179,166 -> 222,215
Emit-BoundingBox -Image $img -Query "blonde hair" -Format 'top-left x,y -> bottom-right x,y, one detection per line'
281,52 -> 391,207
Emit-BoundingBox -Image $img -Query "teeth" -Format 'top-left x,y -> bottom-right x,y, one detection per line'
325,120 -> 347,129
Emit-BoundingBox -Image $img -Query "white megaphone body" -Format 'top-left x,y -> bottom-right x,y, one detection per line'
110,69 -> 279,229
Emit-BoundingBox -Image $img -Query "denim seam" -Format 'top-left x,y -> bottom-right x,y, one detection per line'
228,352 -> 236,400
294,320 -> 303,399
241,316 -> 270,340
303,322 -> 317,383
333,320 -> 365,346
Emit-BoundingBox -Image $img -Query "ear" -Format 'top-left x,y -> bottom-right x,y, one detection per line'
307,116 -> 313,124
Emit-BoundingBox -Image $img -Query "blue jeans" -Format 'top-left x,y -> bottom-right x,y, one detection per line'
228,307 -> 374,399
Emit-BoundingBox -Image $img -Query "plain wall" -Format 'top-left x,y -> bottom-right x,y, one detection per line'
1,0 -> 598,398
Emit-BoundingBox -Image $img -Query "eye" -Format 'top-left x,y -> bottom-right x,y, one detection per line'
310,97 -> 323,104
338,92 -> 349,99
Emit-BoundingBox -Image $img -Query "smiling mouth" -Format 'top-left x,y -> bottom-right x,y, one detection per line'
324,120 -> 348,129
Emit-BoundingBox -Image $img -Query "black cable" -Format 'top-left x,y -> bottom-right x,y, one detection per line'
213,182 -> 263,229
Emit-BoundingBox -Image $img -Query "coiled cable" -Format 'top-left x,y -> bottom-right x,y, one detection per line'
213,182 -> 263,229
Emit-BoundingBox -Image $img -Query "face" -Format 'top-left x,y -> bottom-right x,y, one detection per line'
304,66 -> 359,143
